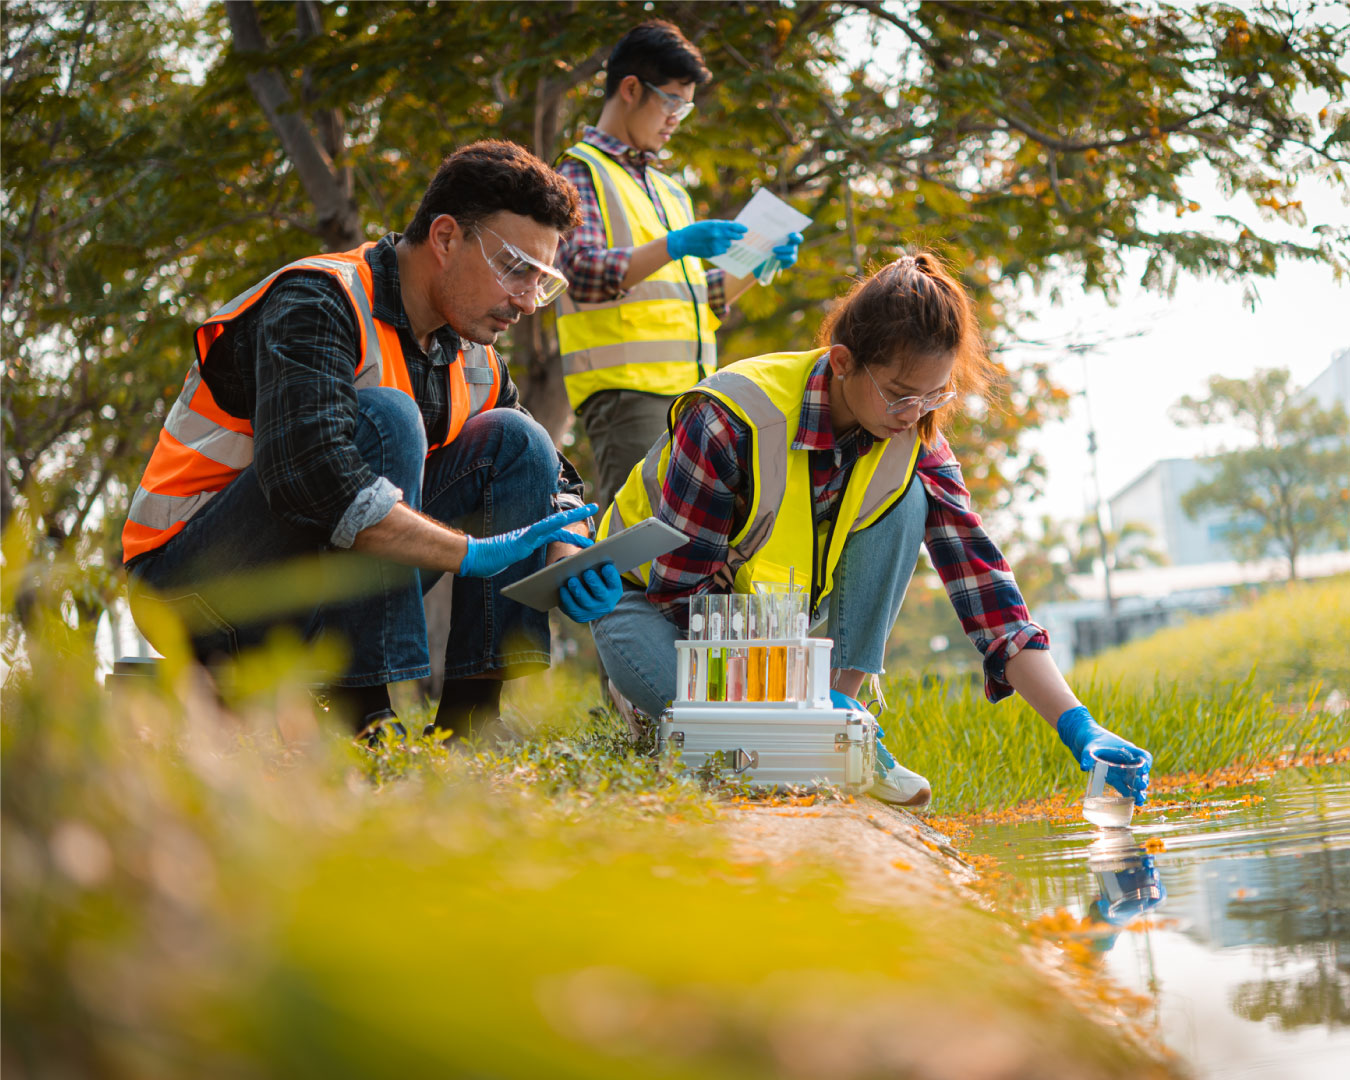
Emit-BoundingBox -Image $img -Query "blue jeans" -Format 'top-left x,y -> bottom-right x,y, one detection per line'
127,388 -> 561,686
591,477 -> 928,716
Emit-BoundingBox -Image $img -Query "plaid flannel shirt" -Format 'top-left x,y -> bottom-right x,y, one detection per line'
648,353 -> 1048,701
196,234 -> 586,546
555,126 -> 727,313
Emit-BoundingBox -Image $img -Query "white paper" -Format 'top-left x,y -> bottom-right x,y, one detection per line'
708,188 -> 812,278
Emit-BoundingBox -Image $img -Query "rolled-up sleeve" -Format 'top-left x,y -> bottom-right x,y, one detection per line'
250,273 -> 384,541
917,432 -> 1049,702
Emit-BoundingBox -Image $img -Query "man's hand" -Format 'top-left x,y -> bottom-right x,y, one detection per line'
457,503 -> 598,579
666,220 -> 747,261
546,518 -> 592,567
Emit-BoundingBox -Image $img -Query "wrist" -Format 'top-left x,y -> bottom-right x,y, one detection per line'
1056,705 -> 1100,758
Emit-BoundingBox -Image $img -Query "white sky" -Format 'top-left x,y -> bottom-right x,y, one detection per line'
1008,172 -> 1348,528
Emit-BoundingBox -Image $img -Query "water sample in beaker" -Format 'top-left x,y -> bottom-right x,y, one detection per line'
1082,747 -> 1146,828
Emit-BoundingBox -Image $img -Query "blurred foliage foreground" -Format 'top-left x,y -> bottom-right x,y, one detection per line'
1,626 -> 1182,1080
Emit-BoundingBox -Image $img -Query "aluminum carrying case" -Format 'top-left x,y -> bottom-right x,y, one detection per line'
658,634 -> 878,793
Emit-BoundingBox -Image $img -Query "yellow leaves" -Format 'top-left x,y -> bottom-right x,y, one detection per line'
1257,196 -> 1302,211
775,18 -> 792,49
1084,148 -> 1100,164
891,859 -> 912,871
1142,837 -> 1165,853
519,15 -> 532,31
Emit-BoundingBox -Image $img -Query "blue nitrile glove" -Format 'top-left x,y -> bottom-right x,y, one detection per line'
458,503 -> 597,579
666,220 -> 748,261
753,231 -> 804,278
557,562 -> 622,623
1056,705 -> 1153,806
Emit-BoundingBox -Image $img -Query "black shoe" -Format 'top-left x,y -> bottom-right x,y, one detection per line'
355,708 -> 406,749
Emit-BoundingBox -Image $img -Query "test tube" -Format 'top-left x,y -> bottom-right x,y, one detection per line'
686,595 -> 708,701
785,595 -> 810,701
746,592 -> 766,701
765,591 -> 788,702
705,593 -> 727,702
726,594 -> 749,702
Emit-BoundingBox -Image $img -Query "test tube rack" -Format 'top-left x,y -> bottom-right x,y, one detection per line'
661,634 -> 878,792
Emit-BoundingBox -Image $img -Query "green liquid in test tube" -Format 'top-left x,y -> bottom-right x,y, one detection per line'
705,594 -> 727,702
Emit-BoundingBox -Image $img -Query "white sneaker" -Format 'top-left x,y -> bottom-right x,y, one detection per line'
869,762 -> 932,808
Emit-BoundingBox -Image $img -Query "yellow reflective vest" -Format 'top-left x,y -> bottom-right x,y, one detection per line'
599,348 -> 921,616
553,142 -> 718,410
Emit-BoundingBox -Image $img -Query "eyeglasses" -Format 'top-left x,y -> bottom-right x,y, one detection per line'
861,364 -> 958,417
641,80 -> 696,122
474,227 -> 569,307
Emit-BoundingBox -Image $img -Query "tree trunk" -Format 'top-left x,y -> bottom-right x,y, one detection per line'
224,0 -> 363,251
512,43 -> 608,443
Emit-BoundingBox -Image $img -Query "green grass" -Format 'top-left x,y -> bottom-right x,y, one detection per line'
2,627 -> 1179,1079
1071,575 -> 1350,703
881,669 -> 1347,816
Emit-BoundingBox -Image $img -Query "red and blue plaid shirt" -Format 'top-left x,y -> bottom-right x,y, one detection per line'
649,353 -> 1048,701
555,126 -> 727,313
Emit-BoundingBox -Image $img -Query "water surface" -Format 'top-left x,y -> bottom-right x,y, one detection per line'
966,768 -> 1350,1079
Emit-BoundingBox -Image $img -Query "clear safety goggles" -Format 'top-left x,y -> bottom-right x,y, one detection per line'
642,80 -> 696,122
863,363 -> 958,416
475,227 -> 569,307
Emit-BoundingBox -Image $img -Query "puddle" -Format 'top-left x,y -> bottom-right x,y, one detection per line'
966,767 -> 1350,1080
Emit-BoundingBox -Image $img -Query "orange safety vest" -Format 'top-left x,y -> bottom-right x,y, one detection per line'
122,243 -> 501,563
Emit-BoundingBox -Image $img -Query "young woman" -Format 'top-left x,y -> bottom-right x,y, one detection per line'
590,253 -> 1152,808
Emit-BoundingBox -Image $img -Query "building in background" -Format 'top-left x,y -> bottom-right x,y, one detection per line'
1046,348 -> 1350,668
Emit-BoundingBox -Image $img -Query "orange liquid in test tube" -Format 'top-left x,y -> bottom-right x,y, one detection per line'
767,647 -> 787,701
747,647 -> 767,700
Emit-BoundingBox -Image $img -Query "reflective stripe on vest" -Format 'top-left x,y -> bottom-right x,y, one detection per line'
600,349 -> 920,613
122,245 -> 501,563
553,142 -> 718,410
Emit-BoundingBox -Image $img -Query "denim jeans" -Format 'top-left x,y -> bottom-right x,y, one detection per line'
127,387 -> 561,686
591,477 -> 927,716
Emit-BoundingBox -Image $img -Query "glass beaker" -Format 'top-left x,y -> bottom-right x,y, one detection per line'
685,594 -> 708,702
725,594 -> 750,702
745,592 -> 766,701
705,593 -> 728,702
1082,748 -> 1146,828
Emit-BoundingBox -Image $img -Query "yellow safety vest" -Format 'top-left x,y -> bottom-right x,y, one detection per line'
553,142 -> 718,410
600,348 -> 921,617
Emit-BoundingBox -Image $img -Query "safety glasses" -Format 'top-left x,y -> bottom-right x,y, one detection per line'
642,80 -> 696,122
862,364 -> 958,417
474,227 -> 569,307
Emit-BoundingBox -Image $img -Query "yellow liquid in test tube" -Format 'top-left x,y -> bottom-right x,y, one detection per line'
747,647 -> 766,700
767,647 -> 787,701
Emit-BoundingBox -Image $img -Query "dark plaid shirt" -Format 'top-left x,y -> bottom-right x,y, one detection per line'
650,353 -> 1048,701
555,126 -> 727,312
199,233 -> 585,542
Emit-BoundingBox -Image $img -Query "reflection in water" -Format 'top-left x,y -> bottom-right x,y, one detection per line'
966,770 -> 1350,1079
1087,828 -> 1167,926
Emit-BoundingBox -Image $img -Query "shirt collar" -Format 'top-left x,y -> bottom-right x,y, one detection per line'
793,352 -> 875,457
367,233 -> 460,363
582,125 -> 658,168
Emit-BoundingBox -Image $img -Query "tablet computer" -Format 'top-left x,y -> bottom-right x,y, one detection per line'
500,517 -> 689,612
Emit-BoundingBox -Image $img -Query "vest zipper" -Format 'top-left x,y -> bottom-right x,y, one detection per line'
810,490 -> 843,622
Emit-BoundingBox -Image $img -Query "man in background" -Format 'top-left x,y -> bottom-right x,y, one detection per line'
554,19 -> 803,512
